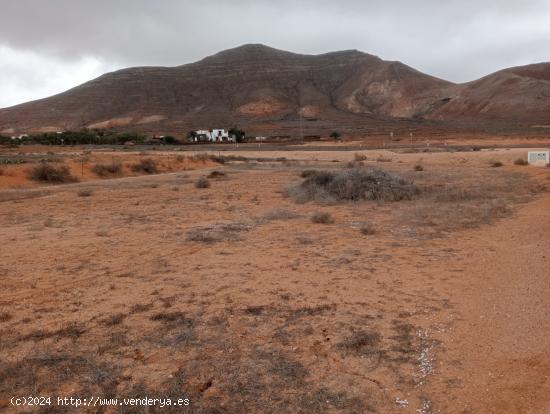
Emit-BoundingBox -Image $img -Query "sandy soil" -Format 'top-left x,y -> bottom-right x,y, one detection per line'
0,145 -> 548,413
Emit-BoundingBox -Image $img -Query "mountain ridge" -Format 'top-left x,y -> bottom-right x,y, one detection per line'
1,43 -> 549,136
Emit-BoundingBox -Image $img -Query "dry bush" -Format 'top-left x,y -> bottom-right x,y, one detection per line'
360,222 -> 376,235
311,211 -> 334,224
207,170 -> 226,179
195,177 -> 210,188
336,330 -> 382,357
186,222 -> 250,243
514,158 -> 528,166
191,153 -> 209,162
0,312 -> 11,322
491,161 -> 503,168
300,169 -> 318,178
354,153 -> 367,161
131,158 -> 158,174
262,208 -> 300,221
92,162 -> 122,176
414,164 -> 424,171
77,189 -> 93,197
28,163 -> 78,183
287,168 -> 418,203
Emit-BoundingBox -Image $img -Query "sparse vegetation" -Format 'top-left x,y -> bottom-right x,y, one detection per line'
77,189 -> 93,197
28,163 -> 78,183
491,161 -> 503,168
311,211 -> 334,224
330,131 -> 341,141
186,222 -> 250,243
130,158 -> 158,174
354,153 -> 367,161
92,162 -> 122,176
195,176 -> 210,188
414,164 -> 424,171
287,168 -> 419,203
514,158 -> 528,166
360,222 -> 376,235
262,208 -> 300,221
207,170 -> 226,178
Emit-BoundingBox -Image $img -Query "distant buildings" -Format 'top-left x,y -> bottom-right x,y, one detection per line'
190,129 -> 234,143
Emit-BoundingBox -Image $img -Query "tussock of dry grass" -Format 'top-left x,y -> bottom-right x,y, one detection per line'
194,176 -> 210,188
287,168 -> 418,203
92,162 -> 122,177
28,163 -> 78,183
311,211 -> 334,224
186,222 -> 251,243
261,208 -> 300,221
130,158 -> 158,174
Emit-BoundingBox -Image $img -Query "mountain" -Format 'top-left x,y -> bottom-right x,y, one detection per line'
1,44 -> 549,137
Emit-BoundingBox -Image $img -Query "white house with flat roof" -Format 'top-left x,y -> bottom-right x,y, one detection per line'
528,150 -> 549,166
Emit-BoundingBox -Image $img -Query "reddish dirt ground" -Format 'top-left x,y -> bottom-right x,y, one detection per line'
0,145 -> 548,413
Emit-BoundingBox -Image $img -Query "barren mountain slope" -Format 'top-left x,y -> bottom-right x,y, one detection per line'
1,44 -> 549,136
0,44 -> 452,135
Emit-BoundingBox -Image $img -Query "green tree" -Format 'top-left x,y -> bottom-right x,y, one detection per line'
330,131 -> 341,142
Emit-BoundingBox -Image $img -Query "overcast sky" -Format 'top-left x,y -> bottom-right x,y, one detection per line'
1,0 -> 549,108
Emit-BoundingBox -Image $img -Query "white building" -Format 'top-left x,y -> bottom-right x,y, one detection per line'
210,129 -> 230,142
528,150 -> 550,166
191,129 -> 235,143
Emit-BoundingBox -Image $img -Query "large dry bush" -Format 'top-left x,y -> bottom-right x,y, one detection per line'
28,163 -> 78,183
287,168 -> 418,203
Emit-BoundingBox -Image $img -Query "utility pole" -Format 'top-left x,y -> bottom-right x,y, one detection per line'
299,109 -> 304,144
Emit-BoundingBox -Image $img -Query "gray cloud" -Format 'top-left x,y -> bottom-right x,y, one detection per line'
1,0 -> 549,107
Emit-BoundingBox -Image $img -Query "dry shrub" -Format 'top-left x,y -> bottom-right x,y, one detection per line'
262,209 -> 300,221
354,153 -> 367,161
92,162 -> 122,176
287,168 -> 418,203
131,158 -> 158,174
514,158 -> 528,166
195,177 -> 210,188
311,211 -> 333,224
414,164 -> 424,171
186,222 -> 250,243
77,189 -> 93,197
360,222 -> 376,235
300,169 -> 318,178
336,330 -> 382,357
207,170 -> 226,179
491,161 -> 503,168
28,163 -> 78,183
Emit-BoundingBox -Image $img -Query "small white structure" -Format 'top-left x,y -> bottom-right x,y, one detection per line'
210,129 -> 229,142
191,129 -> 234,142
528,150 -> 550,166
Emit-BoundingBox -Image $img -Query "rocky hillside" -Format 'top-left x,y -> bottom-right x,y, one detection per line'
0,44 -> 549,136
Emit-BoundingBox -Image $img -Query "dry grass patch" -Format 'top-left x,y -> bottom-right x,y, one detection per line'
28,163 -> 78,183
207,170 -> 226,179
360,222 -> 376,235
91,162 -> 122,177
77,189 -> 93,197
130,158 -> 158,174
186,222 -> 251,243
194,176 -> 210,188
287,168 -> 418,203
311,211 -> 334,224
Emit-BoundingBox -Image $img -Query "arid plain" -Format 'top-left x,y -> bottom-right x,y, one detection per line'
1,142 -> 549,413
